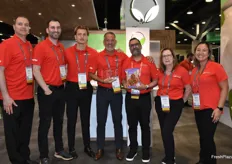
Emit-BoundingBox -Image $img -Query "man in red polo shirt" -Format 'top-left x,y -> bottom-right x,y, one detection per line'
64,25 -> 97,158
32,19 -> 72,164
0,16 -> 35,164
122,38 -> 158,163
89,32 -> 127,161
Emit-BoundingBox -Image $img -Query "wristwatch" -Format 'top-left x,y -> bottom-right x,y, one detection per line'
146,85 -> 149,90
217,106 -> 223,111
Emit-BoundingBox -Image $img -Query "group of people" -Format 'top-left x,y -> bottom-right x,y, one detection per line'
0,16 -> 229,164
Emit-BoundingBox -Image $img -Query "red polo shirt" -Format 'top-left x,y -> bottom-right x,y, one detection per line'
0,35 -> 33,100
89,49 -> 128,88
32,38 -> 66,86
179,59 -> 194,71
191,61 -> 228,110
65,45 -> 98,82
157,66 -> 190,99
122,55 -> 158,94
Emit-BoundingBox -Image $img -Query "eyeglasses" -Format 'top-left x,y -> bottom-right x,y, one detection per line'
162,54 -> 173,58
129,43 -> 140,48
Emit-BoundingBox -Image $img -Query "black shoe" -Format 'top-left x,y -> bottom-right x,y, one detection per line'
126,149 -> 137,162
54,150 -> 73,161
69,150 -> 78,159
142,150 -> 150,163
162,157 -> 176,164
84,146 -> 95,158
26,159 -> 39,164
40,158 -> 49,164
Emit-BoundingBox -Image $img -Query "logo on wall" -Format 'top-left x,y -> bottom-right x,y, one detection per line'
131,32 -> 146,45
130,0 -> 159,24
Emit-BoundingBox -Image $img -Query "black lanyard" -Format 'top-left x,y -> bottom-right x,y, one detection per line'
75,52 -> 88,73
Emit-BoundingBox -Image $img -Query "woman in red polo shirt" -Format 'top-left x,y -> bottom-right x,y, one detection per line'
154,48 -> 191,164
191,42 -> 228,164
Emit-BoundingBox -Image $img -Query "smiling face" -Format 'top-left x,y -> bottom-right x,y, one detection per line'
13,17 -> 30,37
162,49 -> 174,66
104,33 -> 117,52
129,39 -> 142,56
194,43 -> 210,63
46,21 -> 61,40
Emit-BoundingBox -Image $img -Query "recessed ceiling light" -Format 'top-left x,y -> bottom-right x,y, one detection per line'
71,4 -> 75,7
165,26 -> 170,29
219,14 -> 221,17
173,20 -> 179,23
40,32 -> 42,34
202,21 -> 206,24
0,33 -> 3,36
38,13 -> 42,16
184,39 -> 188,41
187,11 -> 193,15
0,20 -> 3,23
192,27 -> 195,29
215,28 -> 220,30
205,0 -> 213,2
179,32 -> 183,34
78,17 -> 82,20
177,41 -> 181,43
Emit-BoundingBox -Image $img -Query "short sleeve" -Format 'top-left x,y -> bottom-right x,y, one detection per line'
150,63 -> 158,80
180,67 -> 190,85
215,64 -> 228,82
0,42 -> 12,67
32,44 -> 44,66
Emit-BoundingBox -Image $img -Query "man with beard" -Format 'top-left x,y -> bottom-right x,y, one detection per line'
122,38 -> 158,163
64,25 -> 97,158
89,32 -> 127,161
0,16 -> 36,164
32,19 -> 72,164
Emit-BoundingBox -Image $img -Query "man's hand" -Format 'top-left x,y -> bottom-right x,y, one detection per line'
3,96 -> 18,115
211,108 -> 222,123
136,84 -> 147,90
44,86 -> 53,95
103,78 -> 116,84
116,48 -> 124,53
146,56 -> 154,63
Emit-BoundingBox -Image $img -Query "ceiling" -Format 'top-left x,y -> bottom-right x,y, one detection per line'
0,0 -> 220,45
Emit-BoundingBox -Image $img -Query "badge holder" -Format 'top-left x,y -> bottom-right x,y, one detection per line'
60,65 -> 66,81
131,89 -> 140,99
78,73 -> 87,89
26,66 -> 33,84
192,93 -> 201,110
112,76 -> 121,93
161,95 -> 170,112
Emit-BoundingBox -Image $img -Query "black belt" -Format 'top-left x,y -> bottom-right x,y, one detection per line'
127,91 -> 150,96
98,86 -> 114,92
47,84 -> 64,90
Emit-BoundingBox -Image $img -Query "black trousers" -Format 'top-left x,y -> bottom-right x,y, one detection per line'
125,92 -> 151,151
155,96 -> 183,162
65,81 -> 93,151
0,98 -> 34,164
195,109 -> 218,164
96,86 -> 123,149
37,85 -> 65,159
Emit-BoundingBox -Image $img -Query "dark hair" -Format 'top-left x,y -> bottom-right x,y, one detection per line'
47,18 -> 60,28
129,37 -> 141,46
193,42 -> 211,68
187,52 -> 194,58
14,16 -> 29,24
74,25 -> 89,36
104,31 -> 116,38
159,48 -> 178,72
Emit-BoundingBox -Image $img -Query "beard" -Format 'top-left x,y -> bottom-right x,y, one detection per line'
49,32 -> 61,39
132,48 -> 141,56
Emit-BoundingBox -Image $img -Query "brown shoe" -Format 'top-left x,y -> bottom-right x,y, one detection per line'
116,149 -> 124,160
94,149 -> 104,161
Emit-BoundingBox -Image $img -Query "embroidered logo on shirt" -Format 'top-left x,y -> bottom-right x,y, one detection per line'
32,59 -> 38,62
202,72 -> 211,75
173,74 -> 181,78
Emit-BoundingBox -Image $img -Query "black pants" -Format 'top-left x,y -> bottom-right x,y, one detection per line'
125,92 -> 151,151
37,85 -> 65,159
65,81 -> 93,151
155,96 -> 183,162
195,109 -> 218,164
96,86 -> 123,149
0,99 -> 34,164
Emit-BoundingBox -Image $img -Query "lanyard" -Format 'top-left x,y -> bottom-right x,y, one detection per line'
161,72 -> 173,95
17,42 -> 32,61
51,46 -> 65,65
193,62 -> 208,92
131,62 -> 143,77
105,55 -> 119,70
75,52 -> 88,73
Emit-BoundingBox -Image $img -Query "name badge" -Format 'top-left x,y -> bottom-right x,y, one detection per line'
131,89 -> 140,99
78,73 -> 87,89
59,65 -> 66,80
112,76 -> 121,93
192,93 -> 200,110
161,95 -> 170,112
189,71 -> 192,75
25,66 -> 33,84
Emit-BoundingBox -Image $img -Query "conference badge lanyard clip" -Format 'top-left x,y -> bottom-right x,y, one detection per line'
17,42 -> 33,84
105,55 -> 121,93
52,46 -> 67,81
76,52 -> 88,89
161,72 -> 173,112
